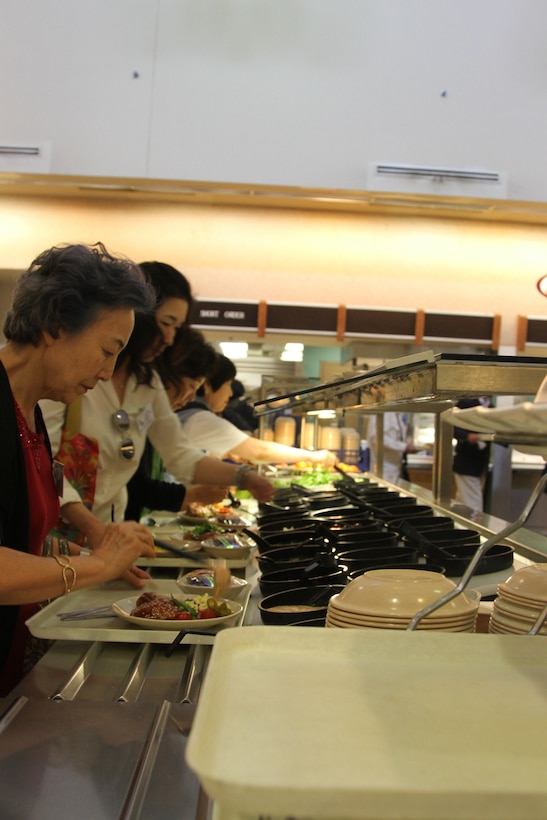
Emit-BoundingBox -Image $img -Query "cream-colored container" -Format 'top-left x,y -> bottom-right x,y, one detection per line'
301,418 -> 317,450
341,427 -> 361,463
319,424 -> 341,451
261,427 -> 275,442
274,415 -> 296,446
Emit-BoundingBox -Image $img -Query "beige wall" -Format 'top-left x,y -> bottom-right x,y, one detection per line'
1,193 -> 546,350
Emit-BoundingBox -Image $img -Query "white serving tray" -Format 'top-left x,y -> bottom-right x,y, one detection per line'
26,579 -> 252,646
187,627 -> 547,820
444,402 -> 547,456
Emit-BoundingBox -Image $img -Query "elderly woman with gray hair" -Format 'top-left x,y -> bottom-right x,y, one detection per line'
0,242 -> 157,693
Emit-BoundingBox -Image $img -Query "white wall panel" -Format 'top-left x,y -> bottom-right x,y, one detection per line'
0,0 -> 157,176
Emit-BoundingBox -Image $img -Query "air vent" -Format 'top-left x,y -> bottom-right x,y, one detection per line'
0,145 -> 41,156
0,141 -> 52,172
368,162 -> 507,199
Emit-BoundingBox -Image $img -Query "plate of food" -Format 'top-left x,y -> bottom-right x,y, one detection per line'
155,532 -> 203,554
111,592 -> 243,630
177,569 -> 249,595
177,502 -> 233,524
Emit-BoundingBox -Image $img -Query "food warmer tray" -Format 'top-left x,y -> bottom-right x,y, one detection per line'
26,579 -> 252,646
187,627 -> 547,820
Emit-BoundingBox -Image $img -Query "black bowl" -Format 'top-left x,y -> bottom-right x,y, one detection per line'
258,585 -> 344,625
325,518 -> 382,534
426,543 -> 514,576
337,546 -> 419,573
333,531 -> 400,550
255,529 -> 325,550
257,545 -> 337,574
305,493 -> 351,511
407,516 -> 455,530
258,566 -> 348,597
255,510 -> 312,528
412,528 -> 481,554
258,519 -> 319,537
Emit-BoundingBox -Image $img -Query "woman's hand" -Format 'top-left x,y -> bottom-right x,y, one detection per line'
92,523 -> 156,583
312,449 -> 339,467
243,470 -> 274,502
183,485 -> 228,509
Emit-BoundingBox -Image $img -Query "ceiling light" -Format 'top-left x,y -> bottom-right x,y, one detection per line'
220,342 -> 248,359
281,342 -> 304,362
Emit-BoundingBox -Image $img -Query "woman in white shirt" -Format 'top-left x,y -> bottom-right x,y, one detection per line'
176,354 -> 338,467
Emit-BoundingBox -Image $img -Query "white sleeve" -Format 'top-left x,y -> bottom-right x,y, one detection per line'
145,381 -> 206,484
179,412 -> 249,459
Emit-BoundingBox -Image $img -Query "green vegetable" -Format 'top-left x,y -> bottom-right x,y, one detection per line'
192,522 -> 223,537
171,595 -> 198,617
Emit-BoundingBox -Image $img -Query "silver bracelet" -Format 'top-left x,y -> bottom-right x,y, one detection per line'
234,464 -> 254,490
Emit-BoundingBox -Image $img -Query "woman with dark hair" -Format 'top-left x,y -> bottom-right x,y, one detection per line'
139,261 -> 193,353
0,242 -> 157,693
124,327 -> 223,521
177,355 -> 338,467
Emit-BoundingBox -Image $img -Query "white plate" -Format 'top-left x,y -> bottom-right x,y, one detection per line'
161,532 -> 203,548
213,515 -> 254,530
177,513 -> 218,525
443,402 -> 547,455
177,569 -> 248,595
111,595 -> 243,630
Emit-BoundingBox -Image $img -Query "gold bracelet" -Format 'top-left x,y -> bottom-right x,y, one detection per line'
53,554 -> 77,594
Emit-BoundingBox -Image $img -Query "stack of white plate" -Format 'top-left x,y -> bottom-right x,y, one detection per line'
489,563 -> 547,636
326,569 -> 480,632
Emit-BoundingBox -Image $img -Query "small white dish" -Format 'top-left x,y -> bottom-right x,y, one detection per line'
177,569 -> 248,595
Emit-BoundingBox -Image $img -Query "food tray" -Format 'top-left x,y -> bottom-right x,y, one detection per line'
187,627 -> 547,819
26,579 -> 252,646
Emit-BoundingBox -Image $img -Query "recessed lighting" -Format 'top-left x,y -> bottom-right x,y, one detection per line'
219,342 -> 248,359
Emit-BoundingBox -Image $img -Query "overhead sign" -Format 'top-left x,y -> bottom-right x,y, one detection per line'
191,300 -> 259,330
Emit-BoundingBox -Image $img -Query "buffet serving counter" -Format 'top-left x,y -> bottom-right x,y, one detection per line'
2,475 -> 546,820
4,353 -> 547,819
254,351 -> 547,504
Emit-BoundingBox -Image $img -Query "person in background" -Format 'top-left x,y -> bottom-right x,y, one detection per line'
223,379 -> 258,433
0,242 -> 157,694
124,326 -> 224,521
453,397 -> 491,514
176,354 -> 339,467
367,412 -> 416,484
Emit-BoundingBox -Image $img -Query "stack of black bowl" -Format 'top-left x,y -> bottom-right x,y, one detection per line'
254,480 -> 514,625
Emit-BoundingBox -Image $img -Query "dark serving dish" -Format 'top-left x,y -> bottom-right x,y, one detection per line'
257,544 -> 337,574
258,585 -> 345,626
337,546 -> 419,573
258,565 -> 348,596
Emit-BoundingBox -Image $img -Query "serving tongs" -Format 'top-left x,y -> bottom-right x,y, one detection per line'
407,471 -> 547,632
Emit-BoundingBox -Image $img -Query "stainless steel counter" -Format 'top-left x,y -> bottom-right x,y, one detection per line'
4,476 -> 547,820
